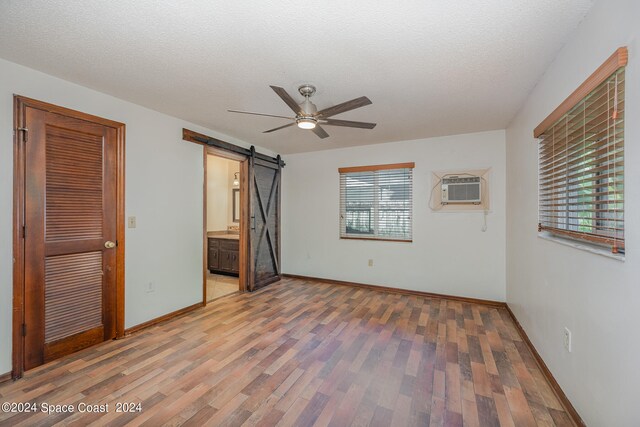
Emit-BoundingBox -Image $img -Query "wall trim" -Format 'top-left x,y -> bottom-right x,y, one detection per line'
284,274 -> 584,426
0,371 -> 12,384
504,305 -> 585,427
283,274 -> 505,307
124,302 -> 203,335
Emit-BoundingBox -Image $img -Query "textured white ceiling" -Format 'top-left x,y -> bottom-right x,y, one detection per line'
0,0 -> 593,154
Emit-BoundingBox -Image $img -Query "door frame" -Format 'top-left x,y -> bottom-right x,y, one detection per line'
12,95 -> 126,379
183,128 -> 284,298
203,146 -> 249,304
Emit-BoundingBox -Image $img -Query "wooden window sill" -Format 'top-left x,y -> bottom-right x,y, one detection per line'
538,232 -> 625,262
340,237 -> 412,243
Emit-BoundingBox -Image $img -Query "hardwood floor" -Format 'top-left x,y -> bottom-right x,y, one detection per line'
0,278 -> 574,426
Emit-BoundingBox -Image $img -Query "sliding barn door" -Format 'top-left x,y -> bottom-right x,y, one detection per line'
248,150 -> 282,291
23,106 -> 118,369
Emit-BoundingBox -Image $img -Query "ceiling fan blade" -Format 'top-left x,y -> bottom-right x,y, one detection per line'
270,86 -> 302,114
263,122 -> 296,133
227,109 -> 294,120
311,125 -> 329,139
321,118 -> 377,129
316,96 -> 372,118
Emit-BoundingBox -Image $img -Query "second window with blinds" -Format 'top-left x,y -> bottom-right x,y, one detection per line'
536,47 -> 627,253
339,163 -> 414,242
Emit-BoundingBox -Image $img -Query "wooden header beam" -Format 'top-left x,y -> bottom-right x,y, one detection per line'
183,128 -> 285,167
338,162 -> 415,174
534,47 -> 628,138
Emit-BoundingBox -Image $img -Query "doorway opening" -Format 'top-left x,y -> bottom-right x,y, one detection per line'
186,129 -> 282,296
204,150 -> 245,302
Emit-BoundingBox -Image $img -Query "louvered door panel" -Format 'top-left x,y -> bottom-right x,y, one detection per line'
23,107 -> 118,371
45,252 -> 103,343
46,126 -> 103,242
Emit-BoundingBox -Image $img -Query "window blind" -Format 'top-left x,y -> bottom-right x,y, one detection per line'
339,163 -> 414,241
538,68 -> 625,252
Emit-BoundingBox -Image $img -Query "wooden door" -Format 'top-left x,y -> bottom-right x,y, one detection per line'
248,151 -> 282,291
22,106 -> 119,370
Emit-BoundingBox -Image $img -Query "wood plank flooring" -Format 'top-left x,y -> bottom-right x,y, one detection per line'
0,278 -> 574,426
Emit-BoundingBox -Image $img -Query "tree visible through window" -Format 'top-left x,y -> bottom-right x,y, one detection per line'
339,163 -> 414,241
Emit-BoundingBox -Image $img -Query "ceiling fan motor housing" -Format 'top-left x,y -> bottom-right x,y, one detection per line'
299,98 -> 317,116
298,85 -> 318,116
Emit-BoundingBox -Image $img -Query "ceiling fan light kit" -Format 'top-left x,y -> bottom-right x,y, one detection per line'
296,117 -> 317,129
228,84 -> 376,139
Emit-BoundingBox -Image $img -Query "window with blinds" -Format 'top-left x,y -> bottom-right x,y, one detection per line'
339,163 -> 414,241
537,48 -> 626,253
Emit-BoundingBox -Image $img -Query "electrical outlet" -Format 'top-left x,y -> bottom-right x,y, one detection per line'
368,259 -> 374,267
563,327 -> 572,352
128,216 -> 137,228
146,282 -> 155,293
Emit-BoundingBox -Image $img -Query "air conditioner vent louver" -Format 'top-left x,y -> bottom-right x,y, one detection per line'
441,176 -> 481,204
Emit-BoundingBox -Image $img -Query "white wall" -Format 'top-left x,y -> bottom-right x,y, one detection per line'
505,0 -> 640,425
0,58 -> 269,375
206,155 -> 239,231
282,130 -> 506,301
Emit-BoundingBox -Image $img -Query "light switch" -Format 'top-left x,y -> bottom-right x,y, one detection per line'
128,216 -> 137,228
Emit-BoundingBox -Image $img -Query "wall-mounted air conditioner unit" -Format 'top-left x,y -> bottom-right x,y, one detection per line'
441,176 -> 481,204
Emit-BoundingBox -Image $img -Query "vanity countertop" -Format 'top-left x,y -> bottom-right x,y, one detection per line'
207,231 -> 239,240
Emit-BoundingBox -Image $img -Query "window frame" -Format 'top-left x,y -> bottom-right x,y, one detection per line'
339,162 -> 414,243
535,47 -> 627,254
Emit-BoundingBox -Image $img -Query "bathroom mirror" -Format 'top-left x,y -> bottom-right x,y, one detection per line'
232,188 -> 240,223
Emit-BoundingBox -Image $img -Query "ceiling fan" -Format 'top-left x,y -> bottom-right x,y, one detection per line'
228,85 -> 376,139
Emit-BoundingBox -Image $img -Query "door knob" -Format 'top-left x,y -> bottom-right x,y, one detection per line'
104,241 -> 116,249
